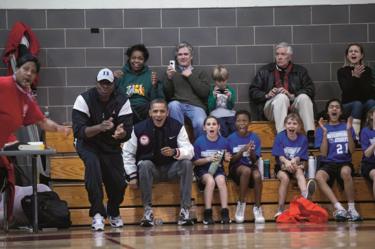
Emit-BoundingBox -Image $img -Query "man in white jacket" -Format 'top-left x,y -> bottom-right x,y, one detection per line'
123,99 -> 194,227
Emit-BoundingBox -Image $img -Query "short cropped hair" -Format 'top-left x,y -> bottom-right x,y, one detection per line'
175,41 -> 194,58
275,42 -> 293,55
235,110 -> 251,121
126,44 -> 149,62
150,98 -> 168,110
212,65 -> 229,81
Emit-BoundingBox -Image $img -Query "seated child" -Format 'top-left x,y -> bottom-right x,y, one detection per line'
360,106 -> 375,200
315,99 -> 362,221
208,65 -> 236,137
227,110 -> 265,223
272,113 -> 316,218
193,116 -> 232,224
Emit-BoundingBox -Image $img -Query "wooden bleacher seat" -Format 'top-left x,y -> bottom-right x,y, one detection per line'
45,123 -> 374,225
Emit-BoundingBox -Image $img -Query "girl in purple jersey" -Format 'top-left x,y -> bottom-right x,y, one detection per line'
227,110 -> 264,224
272,113 -> 315,218
360,107 -> 375,199
193,116 -> 232,224
315,99 -> 361,221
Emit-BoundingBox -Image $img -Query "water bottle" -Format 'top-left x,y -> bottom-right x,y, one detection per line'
263,159 -> 270,179
190,198 -> 197,224
154,218 -> 163,226
258,157 -> 264,179
208,150 -> 223,175
308,155 -> 316,179
44,106 -> 50,118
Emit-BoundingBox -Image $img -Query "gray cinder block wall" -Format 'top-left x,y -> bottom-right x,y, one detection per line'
0,5 -> 375,124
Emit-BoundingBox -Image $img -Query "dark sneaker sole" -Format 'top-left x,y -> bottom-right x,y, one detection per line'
140,221 -> 154,227
178,220 -> 194,226
203,220 -> 214,225
335,216 -> 347,222
348,217 -> 363,222
220,219 -> 232,224
110,224 -> 124,228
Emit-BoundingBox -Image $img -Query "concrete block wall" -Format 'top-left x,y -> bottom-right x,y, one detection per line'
0,4 -> 375,123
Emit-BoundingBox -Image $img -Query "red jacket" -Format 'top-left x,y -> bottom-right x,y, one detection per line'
2,21 -> 40,83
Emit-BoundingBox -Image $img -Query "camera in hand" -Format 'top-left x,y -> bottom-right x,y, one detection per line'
218,88 -> 226,94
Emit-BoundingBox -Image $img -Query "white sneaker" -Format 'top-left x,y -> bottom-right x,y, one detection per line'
274,210 -> 283,219
109,216 -> 124,228
253,206 -> 265,224
92,213 -> 105,231
235,201 -> 246,223
305,179 -> 316,200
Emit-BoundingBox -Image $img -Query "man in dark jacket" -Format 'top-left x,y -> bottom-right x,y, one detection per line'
249,42 -> 315,143
123,99 -> 194,227
72,68 -> 133,231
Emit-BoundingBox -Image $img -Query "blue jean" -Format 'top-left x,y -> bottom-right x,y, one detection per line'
168,101 -> 207,138
343,99 -> 375,119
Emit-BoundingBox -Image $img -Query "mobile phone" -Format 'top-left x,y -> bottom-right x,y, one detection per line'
218,89 -> 226,94
169,60 -> 175,70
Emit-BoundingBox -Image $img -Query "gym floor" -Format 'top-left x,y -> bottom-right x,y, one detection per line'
1,221 -> 374,248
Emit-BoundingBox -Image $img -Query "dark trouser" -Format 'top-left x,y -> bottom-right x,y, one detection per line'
138,160 -> 193,209
218,116 -> 236,137
76,144 -> 126,217
343,99 -> 375,119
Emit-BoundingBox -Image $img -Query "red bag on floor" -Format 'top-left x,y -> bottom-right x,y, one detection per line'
276,196 -> 328,223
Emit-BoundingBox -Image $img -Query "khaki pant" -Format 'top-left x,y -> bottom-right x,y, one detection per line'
264,93 -> 315,133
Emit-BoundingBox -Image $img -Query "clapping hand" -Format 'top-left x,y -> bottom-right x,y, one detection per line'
112,123 -> 126,140
318,117 -> 327,134
99,117 -> 114,132
113,70 -> 124,79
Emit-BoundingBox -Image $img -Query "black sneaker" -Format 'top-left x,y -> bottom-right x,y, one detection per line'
220,208 -> 231,224
203,209 -> 214,225
178,208 -> 193,226
140,208 -> 154,227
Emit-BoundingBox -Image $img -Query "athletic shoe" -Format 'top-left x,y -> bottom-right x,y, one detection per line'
235,201 -> 246,223
347,209 -> 363,222
253,206 -> 265,224
333,209 -> 348,222
274,210 -> 283,219
140,208 -> 154,227
220,208 -> 231,224
109,216 -> 124,228
306,179 -> 316,200
178,208 -> 193,226
203,209 -> 214,225
92,213 -> 105,231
